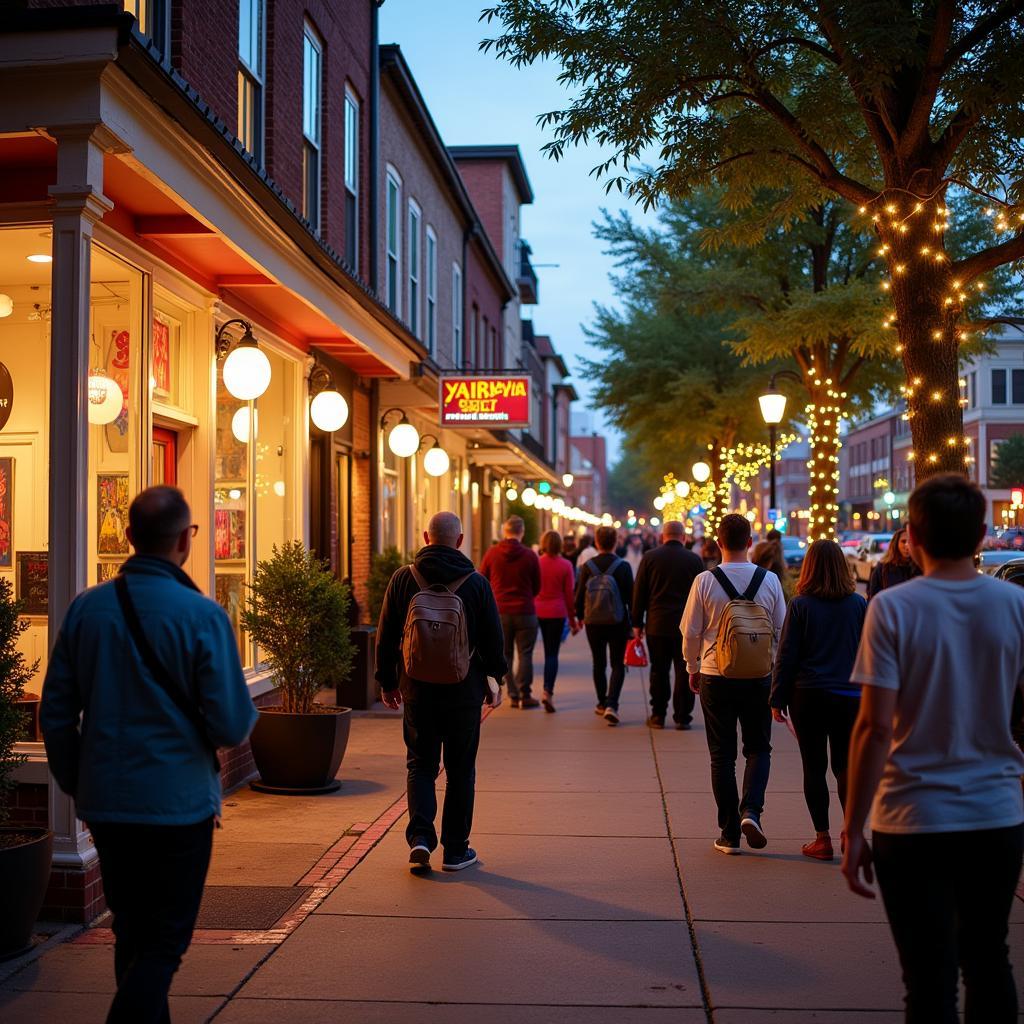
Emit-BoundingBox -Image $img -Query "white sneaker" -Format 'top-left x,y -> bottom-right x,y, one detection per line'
603,707 -> 620,726
408,844 -> 431,873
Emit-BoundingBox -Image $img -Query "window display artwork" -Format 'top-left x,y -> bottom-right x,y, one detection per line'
97,472 -> 130,555
216,572 -> 245,650
104,327 -> 131,453
97,562 -> 121,582
0,457 -> 11,568
214,508 -> 246,561
152,316 -> 171,397
216,395 -> 248,479
16,550 -> 47,616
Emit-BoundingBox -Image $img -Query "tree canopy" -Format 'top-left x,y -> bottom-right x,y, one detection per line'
991,434 -> 1024,489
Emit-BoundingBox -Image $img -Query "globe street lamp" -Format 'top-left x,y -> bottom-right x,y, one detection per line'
562,472 -> 574,488
380,407 -> 420,458
692,461 -> 711,483
308,362 -> 349,433
216,319 -> 272,401
758,370 -> 802,515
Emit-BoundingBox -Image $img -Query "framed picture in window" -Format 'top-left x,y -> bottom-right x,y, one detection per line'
152,314 -> 172,398
0,456 -> 12,569
16,550 -> 47,616
216,572 -> 246,651
97,472 -> 130,555
97,562 -> 122,582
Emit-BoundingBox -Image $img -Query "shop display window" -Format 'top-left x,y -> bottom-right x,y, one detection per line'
381,440 -> 404,552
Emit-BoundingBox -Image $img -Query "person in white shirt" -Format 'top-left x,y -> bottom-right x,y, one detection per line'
680,513 -> 786,855
843,474 -> 1024,1023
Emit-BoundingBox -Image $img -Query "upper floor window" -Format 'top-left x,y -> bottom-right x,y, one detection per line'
237,0 -> 265,160
408,200 -> 421,337
343,88 -> 360,270
385,169 -> 402,316
1013,369 -> 1024,405
425,226 -> 437,354
302,24 -> 323,231
969,371 -> 977,409
452,262 -> 463,366
124,0 -> 168,54
993,368 -> 1007,405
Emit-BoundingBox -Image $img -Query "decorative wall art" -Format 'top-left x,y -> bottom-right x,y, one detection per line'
152,316 -> 171,398
216,573 -> 245,650
97,562 -> 122,582
104,327 -> 131,453
97,473 -> 130,555
214,508 -> 246,561
0,457 -> 12,568
16,550 -> 47,616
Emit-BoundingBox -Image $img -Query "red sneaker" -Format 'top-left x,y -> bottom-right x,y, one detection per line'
801,837 -> 834,861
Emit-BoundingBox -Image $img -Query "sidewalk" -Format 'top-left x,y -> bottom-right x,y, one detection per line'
2,632 -> 1022,1021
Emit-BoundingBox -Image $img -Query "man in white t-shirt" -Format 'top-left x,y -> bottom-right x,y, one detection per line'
680,513 -> 786,854
843,474 -> 1024,1022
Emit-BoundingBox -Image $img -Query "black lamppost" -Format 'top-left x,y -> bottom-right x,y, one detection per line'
758,371 -> 802,517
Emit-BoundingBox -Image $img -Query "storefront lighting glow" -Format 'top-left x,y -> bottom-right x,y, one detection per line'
538,481 -> 552,495
231,406 -> 257,443
423,443 -> 450,478
0,294 -> 12,318
692,461 -> 711,483
387,420 -> 420,458
650,516 -> 661,526
601,513 -> 613,526
86,370 -> 124,425
653,495 -> 666,511
675,480 -> 690,498
521,486 -> 537,507
223,339 -> 272,401
562,473 -> 574,488
310,389 -> 349,432
552,497 -> 565,514
273,480 -> 286,497
26,254 -> 52,264
506,487 -> 518,501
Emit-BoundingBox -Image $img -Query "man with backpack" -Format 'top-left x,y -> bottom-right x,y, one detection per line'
575,524 -> 635,725
680,513 -> 786,854
376,511 -> 506,874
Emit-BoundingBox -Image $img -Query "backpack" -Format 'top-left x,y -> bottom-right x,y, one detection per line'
401,566 -> 474,684
584,558 -> 625,625
709,566 -> 774,678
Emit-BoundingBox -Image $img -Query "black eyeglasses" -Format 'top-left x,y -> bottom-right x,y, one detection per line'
188,524 -> 200,537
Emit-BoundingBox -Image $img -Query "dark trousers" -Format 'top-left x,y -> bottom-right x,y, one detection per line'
788,688 -> 860,833
646,632 -> 694,723
538,617 -> 565,693
699,675 -> 772,840
873,824 -> 1023,1024
89,817 -> 214,1024
585,623 -> 628,710
404,699 -> 482,856
500,612 -> 538,699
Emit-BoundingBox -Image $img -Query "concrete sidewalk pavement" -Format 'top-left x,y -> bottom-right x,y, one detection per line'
2,630 -> 1022,1021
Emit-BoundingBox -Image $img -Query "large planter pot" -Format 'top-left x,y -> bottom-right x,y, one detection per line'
249,706 -> 351,795
335,626 -> 376,711
0,827 -> 53,960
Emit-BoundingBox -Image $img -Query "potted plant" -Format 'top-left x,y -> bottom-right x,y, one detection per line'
241,542 -> 356,794
0,576 -> 50,960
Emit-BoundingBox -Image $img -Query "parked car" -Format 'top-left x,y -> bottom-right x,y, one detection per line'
846,533 -> 893,583
976,549 -> 1024,575
992,556 -> 1024,584
996,527 -> 1024,550
780,535 -> 807,570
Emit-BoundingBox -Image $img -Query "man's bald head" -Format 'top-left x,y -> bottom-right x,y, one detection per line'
426,511 -> 463,547
662,520 -> 685,542
127,486 -> 193,563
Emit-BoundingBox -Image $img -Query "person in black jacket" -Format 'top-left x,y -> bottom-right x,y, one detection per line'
375,511 -> 506,875
866,526 -> 921,599
632,520 -> 705,730
575,525 -> 634,726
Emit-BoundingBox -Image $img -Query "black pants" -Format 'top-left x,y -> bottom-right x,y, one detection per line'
404,699 -> 482,856
699,675 -> 772,841
585,623 -> 628,710
788,688 -> 860,833
89,817 -> 214,1024
500,613 -> 538,699
538,617 -> 565,694
873,824 -> 1023,1024
646,632 -> 694,723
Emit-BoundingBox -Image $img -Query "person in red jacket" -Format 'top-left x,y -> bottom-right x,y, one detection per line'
536,530 -> 580,712
481,516 -> 542,708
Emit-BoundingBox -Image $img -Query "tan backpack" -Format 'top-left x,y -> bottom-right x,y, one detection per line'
709,566 -> 775,678
401,567 -> 474,684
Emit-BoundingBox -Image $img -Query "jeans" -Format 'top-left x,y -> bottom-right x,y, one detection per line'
699,675 -> 772,841
873,824 -> 1023,1024
500,613 -> 538,699
538,617 -> 565,693
646,632 -> 694,724
88,817 -> 214,1024
404,698 -> 482,857
585,623 -> 628,710
788,688 -> 860,833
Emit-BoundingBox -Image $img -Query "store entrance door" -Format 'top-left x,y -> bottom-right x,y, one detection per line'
152,427 -> 177,486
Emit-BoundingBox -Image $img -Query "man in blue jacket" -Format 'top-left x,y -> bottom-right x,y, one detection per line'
41,486 -> 257,1024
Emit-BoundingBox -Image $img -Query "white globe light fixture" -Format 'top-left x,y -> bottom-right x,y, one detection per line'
692,461 -> 712,483
675,480 -> 691,498
423,442 -> 451,478
552,497 -> 566,515
562,472 -> 574,488
0,294 -> 13,318
601,513 -> 613,526
310,390 -> 349,432
521,486 -> 537,507
388,420 -> 420,458
653,495 -> 666,511
231,406 -> 258,443
87,370 -> 124,425
650,516 -> 661,527
758,388 -> 788,426
506,487 -> 519,502
217,320 -> 272,401
883,490 -> 896,506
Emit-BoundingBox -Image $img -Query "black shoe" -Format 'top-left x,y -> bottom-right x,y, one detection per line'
740,812 -> 768,850
408,843 -> 431,874
594,703 -> 607,716
509,698 -> 521,709
714,834 -> 741,855
442,848 -> 478,872
674,719 -> 692,731
647,715 -> 665,730
519,696 -> 541,709
541,693 -> 556,713
603,707 -> 620,726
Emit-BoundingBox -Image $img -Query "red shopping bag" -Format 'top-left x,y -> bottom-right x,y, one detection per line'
624,637 -> 648,667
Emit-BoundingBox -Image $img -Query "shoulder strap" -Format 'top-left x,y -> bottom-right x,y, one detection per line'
444,571 -> 474,595
408,565 -> 429,591
596,556 -> 621,576
742,566 -> 768,601
114,576 -> 219,767
711,566 -> 741,601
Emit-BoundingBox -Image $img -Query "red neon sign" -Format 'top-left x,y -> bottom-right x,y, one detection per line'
439,374 -> 532,429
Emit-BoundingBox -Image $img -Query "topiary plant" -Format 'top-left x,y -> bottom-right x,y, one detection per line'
367,546 -> 408,625
0,577 -> 38,823
240,542 -> 354,714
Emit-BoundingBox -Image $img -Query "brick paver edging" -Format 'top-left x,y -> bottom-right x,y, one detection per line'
72,701 -> 499,948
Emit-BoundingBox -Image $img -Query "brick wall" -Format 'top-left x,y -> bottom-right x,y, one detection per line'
454,160 -> 505,259
172,0 -> 239,135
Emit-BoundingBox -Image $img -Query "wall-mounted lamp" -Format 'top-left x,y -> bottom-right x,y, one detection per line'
216,318 -> 271,401
417,434 -> 451,477
308,362 -> 349,432
562,472 -> 574,488
380,407 -> 421,458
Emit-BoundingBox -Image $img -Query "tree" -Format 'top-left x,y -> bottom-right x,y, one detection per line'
990,435 -> 1024,489
483,2 -> 1024,477
607,441 -> 665,513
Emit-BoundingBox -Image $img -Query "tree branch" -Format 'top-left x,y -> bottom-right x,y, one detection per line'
952,232 -> 1024,284
900,0 -> 955,159
840,355 -> 867,389
750,35 -> 841,65
940,0 -> 1024,73
932,103 -> 984,174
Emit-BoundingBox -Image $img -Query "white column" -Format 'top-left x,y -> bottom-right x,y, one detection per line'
46,127 -> 113,868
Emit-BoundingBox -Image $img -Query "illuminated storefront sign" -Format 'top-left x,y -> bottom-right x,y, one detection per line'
439,374 -> 531,429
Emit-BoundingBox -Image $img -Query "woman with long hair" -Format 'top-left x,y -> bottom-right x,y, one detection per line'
535,530 -> 579,712
771,539 -> 867,861
866,526 -> 920,599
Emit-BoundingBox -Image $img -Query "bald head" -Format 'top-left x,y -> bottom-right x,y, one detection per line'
426,511 -> 463,547
662,520 -> 685,542
127,486 -> 192,563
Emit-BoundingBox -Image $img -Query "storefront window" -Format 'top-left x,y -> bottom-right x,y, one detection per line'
381,441 -> 403,552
